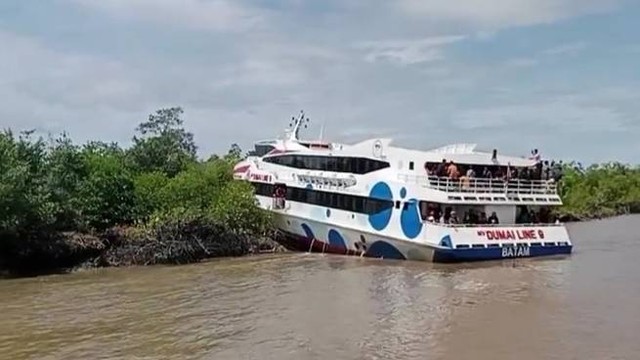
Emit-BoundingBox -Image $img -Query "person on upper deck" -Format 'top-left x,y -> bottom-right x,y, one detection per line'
447,161 -> 460,179
504,163 -> 513,181
530,149 -> 541,163
482,166 -> 492,178
435,159 -> 447,177
466,168 -> 476,178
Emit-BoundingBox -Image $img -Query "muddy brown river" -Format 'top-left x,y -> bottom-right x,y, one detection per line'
1,215 -> 639,360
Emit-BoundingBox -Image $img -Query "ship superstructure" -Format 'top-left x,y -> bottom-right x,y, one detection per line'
233,112 -> 572,262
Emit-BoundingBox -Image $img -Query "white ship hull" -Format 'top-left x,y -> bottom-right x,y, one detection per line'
258,195 -> 572,263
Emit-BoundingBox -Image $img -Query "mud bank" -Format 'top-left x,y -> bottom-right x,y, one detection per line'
0,218 -> 285,277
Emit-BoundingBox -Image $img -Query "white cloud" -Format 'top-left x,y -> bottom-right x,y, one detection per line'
451,97 -> 628,132
504,58 -> 539,68
354,35 -> 466,65
542,41 -> 588,56
0,31 -> 145,110
503,41 -> 587,68
397,0 -> 620,28
0,31 -> 152,144
1,0 -> 637,164
69,0 -> 266,32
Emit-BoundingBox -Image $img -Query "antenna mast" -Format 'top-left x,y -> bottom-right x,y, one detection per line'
288,110 -> 309,141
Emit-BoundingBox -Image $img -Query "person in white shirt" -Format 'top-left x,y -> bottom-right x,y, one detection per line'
530,149 -> 541,163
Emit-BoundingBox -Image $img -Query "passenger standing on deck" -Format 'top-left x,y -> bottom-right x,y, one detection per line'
447,161 -> 460,179
530,149 -> 541,163
505,162 -> 513,181
466,167 -> 476,178
436,159 -> 447,177
482,166 -> 492,178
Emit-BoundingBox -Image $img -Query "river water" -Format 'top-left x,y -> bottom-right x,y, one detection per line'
1,215 -> 639,360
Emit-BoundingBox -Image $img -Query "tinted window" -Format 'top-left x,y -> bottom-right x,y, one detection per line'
250,182 -> 393,215
249,144 -> 275,157
263,155 -> 389,174
252,182 -> 273,196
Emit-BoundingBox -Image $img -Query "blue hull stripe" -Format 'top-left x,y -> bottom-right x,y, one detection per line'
276,228 -> 572,263
433,245 -> 572,263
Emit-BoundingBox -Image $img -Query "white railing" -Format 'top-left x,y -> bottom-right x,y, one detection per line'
398,174 -> 558,195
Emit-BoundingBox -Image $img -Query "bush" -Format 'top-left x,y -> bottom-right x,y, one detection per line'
557,162 -> 640,219
0,107 -> 273,274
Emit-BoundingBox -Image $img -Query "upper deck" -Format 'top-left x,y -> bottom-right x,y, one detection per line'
398,174 -> 562,205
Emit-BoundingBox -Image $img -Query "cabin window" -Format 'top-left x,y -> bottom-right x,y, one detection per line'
356,159 -> 367,174
253,184 -> 393,215
409,161 -> 414,170
419,201 -> 429,220
418,200 -> 443,222
263,155 -> 390,174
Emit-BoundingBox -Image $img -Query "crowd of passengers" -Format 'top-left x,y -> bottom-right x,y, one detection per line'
425,149 -> 564,183
421,203 -> 557,225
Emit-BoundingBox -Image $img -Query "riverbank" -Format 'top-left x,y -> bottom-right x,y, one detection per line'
0,219 -> 285,277
554,201 -> 640,222
1,107 -> 279,277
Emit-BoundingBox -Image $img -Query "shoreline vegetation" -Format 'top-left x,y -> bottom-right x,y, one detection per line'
1,107 -> 639,277
0,107 -> 283,277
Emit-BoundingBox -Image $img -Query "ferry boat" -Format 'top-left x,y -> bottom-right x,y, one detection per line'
233,112 -> 573,262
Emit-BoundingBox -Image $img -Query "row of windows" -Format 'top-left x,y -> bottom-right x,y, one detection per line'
251,182 -> 393,215
263,155 -> 390,174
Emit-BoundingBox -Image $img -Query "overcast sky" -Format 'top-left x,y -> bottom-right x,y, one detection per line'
1,0 -> 639,164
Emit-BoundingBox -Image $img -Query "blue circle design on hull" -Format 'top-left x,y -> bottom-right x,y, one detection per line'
400,187 -> 407,199
366,241 -> 406,260
400,198 -> 423,239
301,223 -> 315,239
368,181 -> 393,231
328,229 -> 347,249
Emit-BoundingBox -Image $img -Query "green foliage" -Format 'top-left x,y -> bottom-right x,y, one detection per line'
209,180 -> 272,235
128,107 -> 197,177
76,151 -> 136,231
0,130 -> 54,233
557,162 -> 640,219
0,107 -> 270,252
133,171 -> 170,220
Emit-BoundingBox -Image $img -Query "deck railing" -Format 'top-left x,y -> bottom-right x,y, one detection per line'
398,174 -> 558,195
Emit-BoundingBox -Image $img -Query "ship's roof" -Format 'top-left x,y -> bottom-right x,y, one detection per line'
339,138 -> 537,167
256,136 -> 538,168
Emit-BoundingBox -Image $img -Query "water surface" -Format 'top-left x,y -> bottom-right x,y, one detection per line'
1,215 -> 639,360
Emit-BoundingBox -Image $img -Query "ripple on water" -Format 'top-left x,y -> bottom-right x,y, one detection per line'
2,216 -> 640,359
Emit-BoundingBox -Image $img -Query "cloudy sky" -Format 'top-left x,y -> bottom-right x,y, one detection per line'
1,0 -> 639,164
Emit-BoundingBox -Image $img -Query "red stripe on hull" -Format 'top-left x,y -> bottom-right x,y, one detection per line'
276,230 -> 364,257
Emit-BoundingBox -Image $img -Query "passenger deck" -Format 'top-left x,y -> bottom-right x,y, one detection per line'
398,174 -> 562,205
